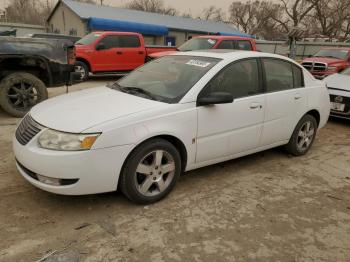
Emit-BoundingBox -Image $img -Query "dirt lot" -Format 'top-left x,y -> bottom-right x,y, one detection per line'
0,78 -> 350,262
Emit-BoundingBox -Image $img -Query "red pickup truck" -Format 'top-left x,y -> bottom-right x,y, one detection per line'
301,48 -> 350,79
74,31 -> 177,80
148,35 -> 257,60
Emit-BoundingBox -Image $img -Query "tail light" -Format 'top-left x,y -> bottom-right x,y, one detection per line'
67,46 -> 76,65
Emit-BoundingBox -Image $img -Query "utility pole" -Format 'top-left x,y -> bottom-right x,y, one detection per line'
100,0 -> 103,5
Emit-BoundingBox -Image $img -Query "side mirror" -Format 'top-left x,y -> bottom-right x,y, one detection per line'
96,43 -> 106,51
197,92 -> 233,106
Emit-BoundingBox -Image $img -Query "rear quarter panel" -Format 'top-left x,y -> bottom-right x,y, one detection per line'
304,71 -> 330,128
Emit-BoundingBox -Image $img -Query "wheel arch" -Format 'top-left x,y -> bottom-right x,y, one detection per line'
305,109 -> 320,127
75,57 -> 91,72
119,134 -> 188,186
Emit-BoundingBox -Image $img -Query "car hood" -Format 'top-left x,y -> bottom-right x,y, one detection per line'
325,74 -> 350,91
30,87 -> 165,133
302,57 -> 343,65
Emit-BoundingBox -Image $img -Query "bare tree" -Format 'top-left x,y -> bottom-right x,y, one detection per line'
229,1 -> 284,39
271,0 -> 316,33
5,0 -> 49,25
309,0 -> 350,39
199,6 -> 226,22
126,0 -> 177,16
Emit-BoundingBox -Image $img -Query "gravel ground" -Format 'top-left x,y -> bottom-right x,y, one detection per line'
0,78 -> 350,262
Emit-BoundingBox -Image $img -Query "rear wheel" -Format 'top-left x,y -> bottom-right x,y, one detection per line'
285,114 -> 317,156
0,72 -> 48,117
74,61 -> 89,81
120,139 -> 181,204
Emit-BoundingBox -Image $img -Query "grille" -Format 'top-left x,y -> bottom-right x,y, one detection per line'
301,62 -> 313,70
301,62 -> 327,72
15,114 -> 43,145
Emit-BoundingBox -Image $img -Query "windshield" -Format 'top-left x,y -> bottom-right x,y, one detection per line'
113,55 -> 220,103
314,49 -> 349,60
340,67 -> 350,76
76,33 -> 101,45
178,38 -> 217,52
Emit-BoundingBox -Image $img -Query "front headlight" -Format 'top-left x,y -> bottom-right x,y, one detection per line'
38,129 -> 100,151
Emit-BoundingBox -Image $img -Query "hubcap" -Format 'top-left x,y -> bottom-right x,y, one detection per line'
75,65 -> 86,79
134,150 -> 176,197
297,121 -> 315,151
6,80 -> 40,111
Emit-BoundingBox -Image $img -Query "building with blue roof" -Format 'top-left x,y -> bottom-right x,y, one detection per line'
47,0 -> 249,46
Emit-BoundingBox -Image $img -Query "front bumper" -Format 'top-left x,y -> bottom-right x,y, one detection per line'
310,71 -> 335,80
13,134 -> 133,195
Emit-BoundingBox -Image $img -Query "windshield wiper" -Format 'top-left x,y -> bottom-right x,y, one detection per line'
120,86 -> 158,100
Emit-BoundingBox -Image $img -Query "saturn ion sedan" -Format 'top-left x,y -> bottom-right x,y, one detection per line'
13,51 -> 330,204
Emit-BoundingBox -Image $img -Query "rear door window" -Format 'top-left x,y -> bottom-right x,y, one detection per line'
292,65 -> 304,88
263,58 -> 294,92
119,35 -> 141,48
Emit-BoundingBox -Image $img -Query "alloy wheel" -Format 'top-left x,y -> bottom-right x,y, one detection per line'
134,150 -> 176,197
296,121 -> 315,152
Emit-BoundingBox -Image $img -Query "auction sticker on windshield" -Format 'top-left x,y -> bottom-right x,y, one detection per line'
186,60 -> 211,68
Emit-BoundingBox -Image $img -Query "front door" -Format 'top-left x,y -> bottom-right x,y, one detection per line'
196,58 -> 265,163
93,35 -> 121,71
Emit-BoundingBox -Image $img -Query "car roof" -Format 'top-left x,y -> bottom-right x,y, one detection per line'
170,50 -> 297,64
196,35 -> 253,40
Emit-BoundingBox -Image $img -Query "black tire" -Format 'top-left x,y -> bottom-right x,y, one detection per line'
120,138 -> 182,204
285,114 -> 318,156
0,72 -> 48,118
145,56 -> 153,63
74,61 -> 89,81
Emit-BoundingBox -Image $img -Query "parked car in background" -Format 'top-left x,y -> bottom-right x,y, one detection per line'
148,35 -> 257,60
74,31 -> 177,80
13,50 -> 330,204
27,33 -> 81,44
301,48 -> 350,79
324,67 -> 350,119
0,37 -> 76,117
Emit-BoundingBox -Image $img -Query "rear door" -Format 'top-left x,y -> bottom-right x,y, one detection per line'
116,35 -> 145,70
260,58 -> 307,146
196,58 -> 266,163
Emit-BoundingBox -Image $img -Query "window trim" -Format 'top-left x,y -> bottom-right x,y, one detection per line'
260,57 -> 305,94
197,57 -> 264,106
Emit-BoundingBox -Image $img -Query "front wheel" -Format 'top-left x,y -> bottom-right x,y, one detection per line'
120,139 -> 182,204
285,114 -> 318,156
74,61 -> 89,81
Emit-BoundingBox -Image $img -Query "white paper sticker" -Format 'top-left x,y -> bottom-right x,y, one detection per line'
186,60 -> 211,68
208,39 -> 215,45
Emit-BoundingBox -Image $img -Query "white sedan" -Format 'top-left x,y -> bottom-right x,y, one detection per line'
13,51 -> 330,204
324,67 -> 350,119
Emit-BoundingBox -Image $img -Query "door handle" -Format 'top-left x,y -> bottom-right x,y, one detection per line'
116,51 -> 123,55
294,94 -> 302,100
250,102 -> 262,109
138,51 -> 144,55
